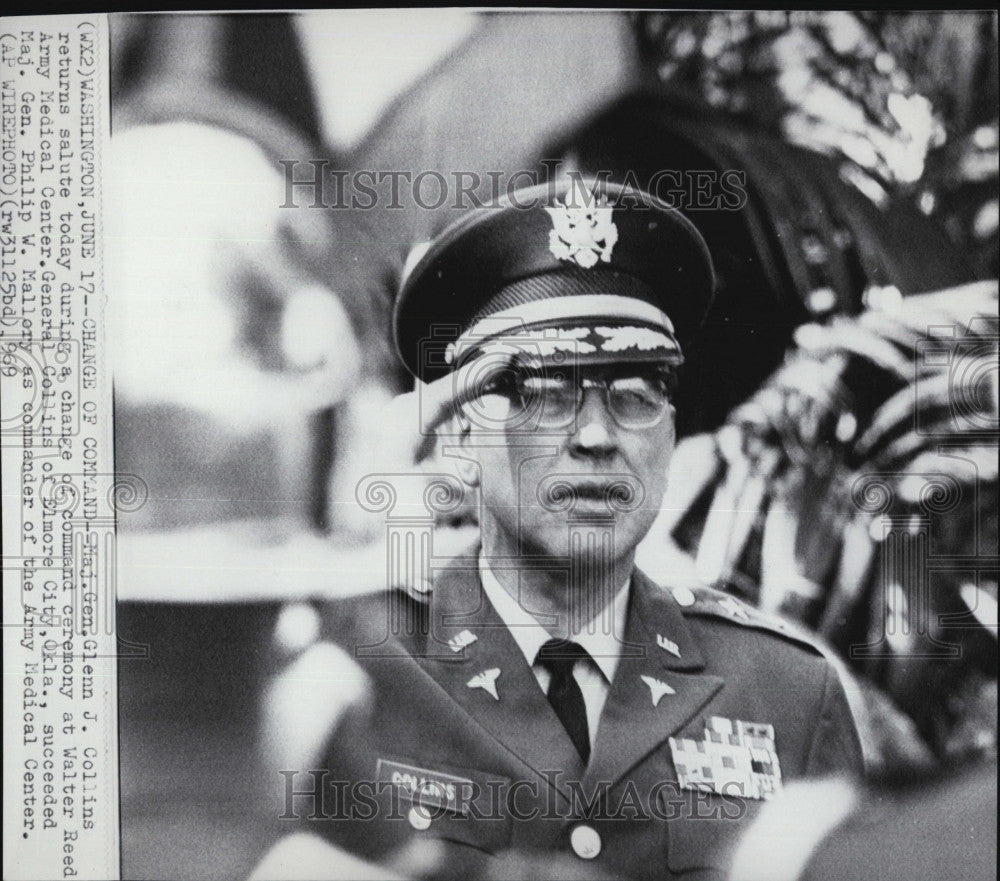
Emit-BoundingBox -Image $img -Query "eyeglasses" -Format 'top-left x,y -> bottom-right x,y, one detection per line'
481,368 -> 674,430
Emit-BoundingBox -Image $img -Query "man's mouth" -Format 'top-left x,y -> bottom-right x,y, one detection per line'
558,480 -> 635,508
569,482 -> 612,500
535,474 -> 645,515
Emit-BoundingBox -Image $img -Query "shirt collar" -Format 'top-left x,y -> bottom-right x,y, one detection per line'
478,555 -> 630,683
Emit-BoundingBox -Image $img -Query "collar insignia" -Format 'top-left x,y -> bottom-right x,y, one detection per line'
656,634 -> 681,658
467,668 -> 501,700
448,630 -> 478,653
640,674 -> 676,707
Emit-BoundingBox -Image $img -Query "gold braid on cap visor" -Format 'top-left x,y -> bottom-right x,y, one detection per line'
444,295 -> 683,369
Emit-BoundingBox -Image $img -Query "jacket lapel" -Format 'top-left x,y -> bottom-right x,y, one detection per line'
413,556 -> 585,803
584,570 -> 724,792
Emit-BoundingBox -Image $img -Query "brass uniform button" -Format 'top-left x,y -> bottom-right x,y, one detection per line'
570,824 -> 602,860
407,805 -> 432,831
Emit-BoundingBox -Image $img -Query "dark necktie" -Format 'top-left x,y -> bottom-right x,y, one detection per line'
536,639 -> 591,763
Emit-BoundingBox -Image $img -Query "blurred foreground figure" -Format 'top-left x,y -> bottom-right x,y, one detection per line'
276,180 -> 863,881
106,121 -> 363,534
729,759 -> 997,881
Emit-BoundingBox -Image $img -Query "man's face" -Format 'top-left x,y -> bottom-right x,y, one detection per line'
456,359 -> 676,564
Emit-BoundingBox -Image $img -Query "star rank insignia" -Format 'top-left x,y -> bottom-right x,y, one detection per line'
447,630 -> 478,653
669,716 -> 782,800
718,597 -> 751,621
467,668 -> 501,700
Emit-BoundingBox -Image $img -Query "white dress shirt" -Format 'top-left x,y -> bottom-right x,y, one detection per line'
478,556 -> 631,747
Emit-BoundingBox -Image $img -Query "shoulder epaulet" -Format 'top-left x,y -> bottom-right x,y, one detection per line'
674,584 -> 824,656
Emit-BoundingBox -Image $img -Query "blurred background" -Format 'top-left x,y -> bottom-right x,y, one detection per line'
107,11 -> 998,880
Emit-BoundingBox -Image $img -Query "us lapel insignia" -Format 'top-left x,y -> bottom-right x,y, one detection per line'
467,668 -> 501,701
656,633 -> 681,658
640,674 -> 676,707
669,716 -> 782,800
448,629 -> 478,653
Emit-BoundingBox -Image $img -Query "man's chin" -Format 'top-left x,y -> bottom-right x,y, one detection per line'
521,523 -> 641,566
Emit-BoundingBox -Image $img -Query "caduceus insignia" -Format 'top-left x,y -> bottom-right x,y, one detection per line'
641,674 -> 676,707
545,185 -> 618,269
467,668 -> 501,700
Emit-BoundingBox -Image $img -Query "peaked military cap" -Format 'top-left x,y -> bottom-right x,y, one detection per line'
394,178 -> 716,381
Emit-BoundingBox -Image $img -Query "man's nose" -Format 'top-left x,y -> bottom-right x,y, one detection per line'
569,388 -> 618,459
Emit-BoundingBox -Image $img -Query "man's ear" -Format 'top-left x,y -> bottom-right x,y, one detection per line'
447,409 -> 480,488
453,455 -> 480,489
665,403 -> 677,457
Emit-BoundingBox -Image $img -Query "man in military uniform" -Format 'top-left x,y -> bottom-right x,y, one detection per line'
311,179 -> 864,881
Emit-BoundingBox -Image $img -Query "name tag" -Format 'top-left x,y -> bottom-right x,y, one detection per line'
376,759 -> 474,815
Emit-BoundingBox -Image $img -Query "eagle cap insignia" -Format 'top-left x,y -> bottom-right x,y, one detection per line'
545,181 -> 618,269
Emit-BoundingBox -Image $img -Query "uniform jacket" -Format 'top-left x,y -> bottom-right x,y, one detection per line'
315,549 -> 864,881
